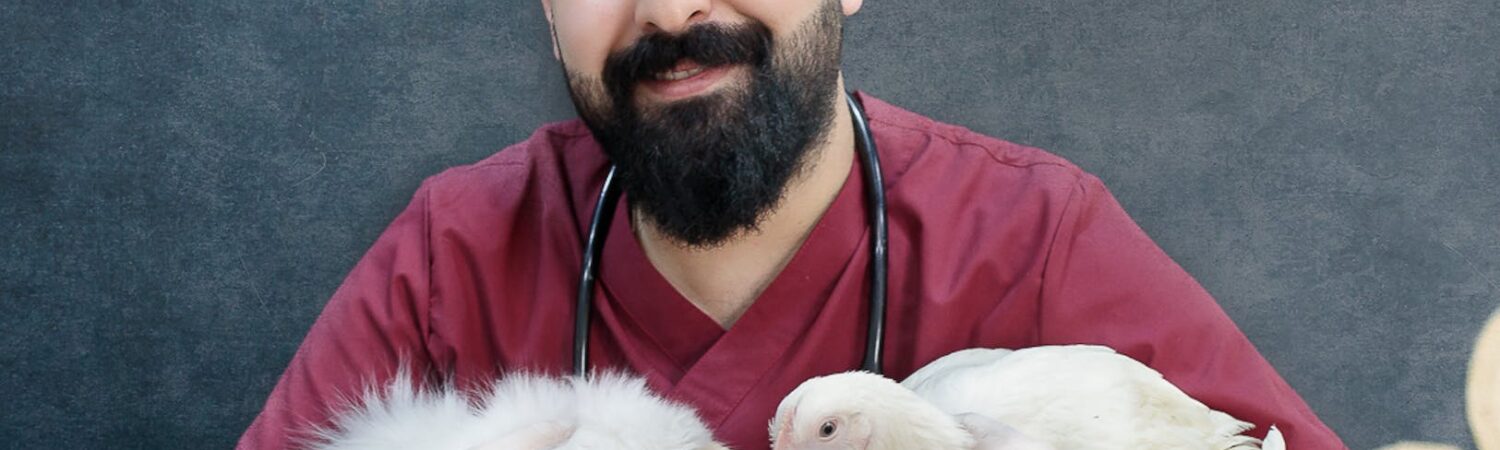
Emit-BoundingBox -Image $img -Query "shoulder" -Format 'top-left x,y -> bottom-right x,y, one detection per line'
413,119 -> 606,221
421,119 -> 597,195
858,93 -> 1102,214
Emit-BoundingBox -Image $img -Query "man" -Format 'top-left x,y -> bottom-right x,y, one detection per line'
240,0 -> 1347,448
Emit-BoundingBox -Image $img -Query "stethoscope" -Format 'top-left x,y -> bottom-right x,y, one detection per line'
572,91 -> 888,377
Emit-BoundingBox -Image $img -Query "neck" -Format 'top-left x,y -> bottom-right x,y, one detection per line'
635,79 -> 856,329
868,398 -> 975,450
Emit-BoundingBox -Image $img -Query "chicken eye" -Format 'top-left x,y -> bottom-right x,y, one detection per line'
818,420 -> 838,439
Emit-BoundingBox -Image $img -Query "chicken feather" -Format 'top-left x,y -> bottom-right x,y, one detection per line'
772,345 -> 1284,450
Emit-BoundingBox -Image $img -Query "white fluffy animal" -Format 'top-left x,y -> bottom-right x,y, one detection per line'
771,345 -> 1286,450
308,371 -> 728,450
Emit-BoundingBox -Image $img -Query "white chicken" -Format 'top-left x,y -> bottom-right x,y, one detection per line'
771,345 -> 1286,450
309,371 -> 729,450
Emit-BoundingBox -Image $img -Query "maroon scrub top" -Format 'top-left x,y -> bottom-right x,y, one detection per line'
238,92 -> 1346,449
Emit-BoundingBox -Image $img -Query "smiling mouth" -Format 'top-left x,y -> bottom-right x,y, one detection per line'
636,59 -> 740,102
655,64 -> 708,81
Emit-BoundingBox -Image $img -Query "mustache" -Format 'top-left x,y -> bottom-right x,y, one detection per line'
603,22 -> 773,85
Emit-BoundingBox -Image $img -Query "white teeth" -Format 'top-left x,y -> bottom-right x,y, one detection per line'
654,66 -> 707,81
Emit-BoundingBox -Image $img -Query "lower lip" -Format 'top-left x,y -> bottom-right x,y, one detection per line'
637,65 -> 736,101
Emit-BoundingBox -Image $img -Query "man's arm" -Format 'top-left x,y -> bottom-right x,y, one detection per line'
1037,173 -> 1346,448
238,183 -> 438,449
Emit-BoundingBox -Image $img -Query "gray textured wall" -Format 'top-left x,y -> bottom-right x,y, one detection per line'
2,1 -> 1495,448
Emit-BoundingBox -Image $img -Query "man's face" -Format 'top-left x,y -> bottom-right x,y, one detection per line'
544,0 -> 855,247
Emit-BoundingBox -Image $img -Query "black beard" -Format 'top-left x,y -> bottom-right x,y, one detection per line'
562,1 -> 843,248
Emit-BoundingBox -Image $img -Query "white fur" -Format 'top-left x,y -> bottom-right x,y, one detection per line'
1263,425 -> 1286,450
306,371 -> 486,450
560,373 -> 725,449
306,371 -> 727,450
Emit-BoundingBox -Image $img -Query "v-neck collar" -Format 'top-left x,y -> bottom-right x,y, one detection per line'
596,144 -> 869,389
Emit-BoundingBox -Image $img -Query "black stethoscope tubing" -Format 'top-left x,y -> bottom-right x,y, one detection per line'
573,91 -> 888,377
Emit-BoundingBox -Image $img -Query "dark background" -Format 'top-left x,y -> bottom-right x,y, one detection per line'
3,1 -> 1496,448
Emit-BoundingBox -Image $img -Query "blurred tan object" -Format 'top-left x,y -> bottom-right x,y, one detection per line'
1473,308 -> 1500,450
1373,443 -> 1461,450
